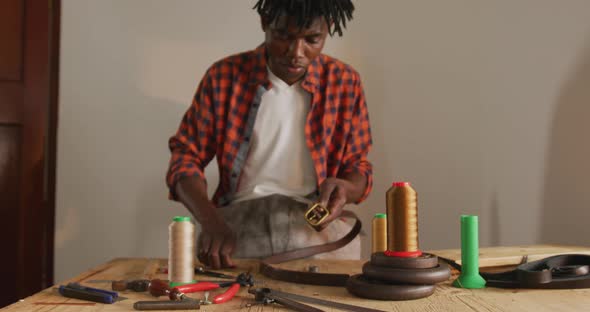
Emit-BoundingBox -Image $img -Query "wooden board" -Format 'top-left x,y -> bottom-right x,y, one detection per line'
4,245 -> 590,311
430,244 -> 590,267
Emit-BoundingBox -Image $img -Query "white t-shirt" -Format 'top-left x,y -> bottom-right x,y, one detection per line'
232,68 -> 317,203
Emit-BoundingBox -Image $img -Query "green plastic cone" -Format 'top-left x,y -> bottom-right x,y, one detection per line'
452,215 -> 486,289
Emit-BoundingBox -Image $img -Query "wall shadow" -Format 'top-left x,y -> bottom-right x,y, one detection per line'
540,41 -> 590,245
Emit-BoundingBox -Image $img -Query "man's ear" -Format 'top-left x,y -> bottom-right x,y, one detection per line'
260,16 -> 269,32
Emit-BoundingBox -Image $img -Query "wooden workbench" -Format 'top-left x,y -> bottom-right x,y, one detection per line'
4,245 -> 590,311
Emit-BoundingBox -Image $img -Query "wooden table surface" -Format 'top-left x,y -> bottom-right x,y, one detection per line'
4,245 -> 590,311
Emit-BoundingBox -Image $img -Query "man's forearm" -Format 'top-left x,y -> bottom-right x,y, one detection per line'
175,176 -> 224,228
338,169 -> 368,204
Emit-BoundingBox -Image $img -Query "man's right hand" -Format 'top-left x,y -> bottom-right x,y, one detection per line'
174,176 -> 236,269
198,220 -> 236,269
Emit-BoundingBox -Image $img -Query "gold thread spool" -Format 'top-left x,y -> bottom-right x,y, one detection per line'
168,216 -> 195,286
372,213 -> 387,253
385,182 -> 421,257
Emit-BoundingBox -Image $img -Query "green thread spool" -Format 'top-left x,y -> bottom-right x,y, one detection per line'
452,215 -> 486,289
372,213 -> 387,253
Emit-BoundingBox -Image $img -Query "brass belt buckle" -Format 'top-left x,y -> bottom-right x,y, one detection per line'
304,203 -> 330,230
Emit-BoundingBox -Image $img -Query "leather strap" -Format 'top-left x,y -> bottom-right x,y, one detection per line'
259,210 -> 362,286
440,254 -> 590,289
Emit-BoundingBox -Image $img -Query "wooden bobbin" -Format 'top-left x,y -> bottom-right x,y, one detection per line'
346,274 -> 435,301
362,262 -> 451,285
371,252 -> 439,269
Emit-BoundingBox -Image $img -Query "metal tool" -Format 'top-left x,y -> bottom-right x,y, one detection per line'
133,299 -> 200,310
157,266 -> 236,279
249,288 -> 324,312
58,283 -> 122,304
195,266 -> 236,279
149,273 -> 254,304
86,279 -> 153,292
267,289 -> 388,312
249,288 -> 387,312
200,292 -> 212,305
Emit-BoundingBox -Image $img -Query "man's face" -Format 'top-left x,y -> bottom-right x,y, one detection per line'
262,16 -> 329,85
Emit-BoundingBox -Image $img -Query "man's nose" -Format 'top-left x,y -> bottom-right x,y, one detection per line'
287,38 -> 305,59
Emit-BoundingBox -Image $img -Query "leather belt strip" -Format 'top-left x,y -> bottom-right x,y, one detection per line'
440,254 -> 590,289
259,210 -> 362,286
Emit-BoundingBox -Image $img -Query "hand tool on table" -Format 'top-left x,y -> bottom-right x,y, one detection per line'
87,278 -> 236,291
58,283 -> 123,304
149,273 -> 254,304
157,266 -> 236,279
195,266 -> 237,279
248,288 -> 387,312
111,279 -> 151,291
86,279 -> 152,292
133,299 -> 200,310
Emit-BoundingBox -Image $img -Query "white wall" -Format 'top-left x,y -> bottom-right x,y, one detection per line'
56,0 -> 590,283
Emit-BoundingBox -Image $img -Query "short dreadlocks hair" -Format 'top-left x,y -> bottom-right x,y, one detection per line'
253,0 -> 355,37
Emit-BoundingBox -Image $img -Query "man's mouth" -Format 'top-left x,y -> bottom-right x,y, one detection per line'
283,62 -> 305,74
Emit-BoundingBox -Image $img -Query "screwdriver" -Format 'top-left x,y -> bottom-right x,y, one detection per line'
112,280 -> 151,292
86,279 -> 152,292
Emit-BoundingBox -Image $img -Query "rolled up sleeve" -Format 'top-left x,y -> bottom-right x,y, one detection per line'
340,78 -> 373,204
166,74 -> 217,200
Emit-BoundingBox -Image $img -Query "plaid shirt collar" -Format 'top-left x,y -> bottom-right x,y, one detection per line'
248,44 -> 321,93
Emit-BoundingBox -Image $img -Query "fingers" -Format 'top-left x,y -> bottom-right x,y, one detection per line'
318,179 -> 337,208
327,185 -> 347,216
220,234 -> 236,268
208,235 -> 224,269
197,232 -> 235,269
317,179 -> 348,229
198,234 -> 211,266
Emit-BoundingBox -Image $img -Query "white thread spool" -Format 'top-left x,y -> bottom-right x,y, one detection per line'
168,216 -> 195,286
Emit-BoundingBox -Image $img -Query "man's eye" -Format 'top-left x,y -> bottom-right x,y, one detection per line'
306,37 -> 320,44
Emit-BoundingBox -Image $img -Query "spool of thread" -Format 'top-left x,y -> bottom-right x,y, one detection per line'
372,213 -> 387,253
168,216 -> 195,287
385,182 -> 421,257
452,215 -> 486,289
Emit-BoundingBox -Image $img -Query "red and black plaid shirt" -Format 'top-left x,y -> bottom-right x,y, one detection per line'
166,45 -> 373,207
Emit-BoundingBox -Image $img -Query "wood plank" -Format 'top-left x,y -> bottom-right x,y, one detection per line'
0,127 -> 21,308
0,0 -> 58,308
14,0 -> 56,301
0,0 -> 24,81
4,245 -> 590,311
430,244 -> 590,267
0,83 -> 23,124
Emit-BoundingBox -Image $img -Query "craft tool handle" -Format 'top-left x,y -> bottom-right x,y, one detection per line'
212,283 -> 240,304
133,300 -> 200,310
175,281 -> 220,293
58,285 -> 115,304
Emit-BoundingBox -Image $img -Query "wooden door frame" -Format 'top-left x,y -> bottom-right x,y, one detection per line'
14,0 -> 60,298
47,0 -> 60,288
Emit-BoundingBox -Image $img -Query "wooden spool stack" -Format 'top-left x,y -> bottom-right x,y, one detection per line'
346,182 -> 450,300
347,252 -> 450,300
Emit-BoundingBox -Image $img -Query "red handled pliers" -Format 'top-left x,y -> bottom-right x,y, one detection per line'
172,273 -> 254,304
